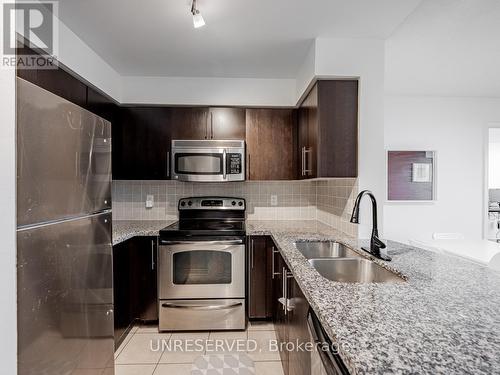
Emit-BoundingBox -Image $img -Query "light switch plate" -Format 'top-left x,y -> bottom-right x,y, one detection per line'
270,195 -> 278,206
146,194 -> 154,208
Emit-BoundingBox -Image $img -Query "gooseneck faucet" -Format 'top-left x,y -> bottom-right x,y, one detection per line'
350,190 -> 391,261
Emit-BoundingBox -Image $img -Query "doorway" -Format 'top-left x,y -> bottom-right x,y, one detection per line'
486,126 -> 500,242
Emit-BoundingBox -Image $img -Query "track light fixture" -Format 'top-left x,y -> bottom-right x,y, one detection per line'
191,0 -> 205,28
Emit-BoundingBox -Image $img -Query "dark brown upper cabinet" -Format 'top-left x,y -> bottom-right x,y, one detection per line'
86,86 -> 118,123
168,107 -> 210,140
298,80 -> 358,179
246,108 -> 297,180
209,107 -> 246,140
113,107 -> 172,180
16,51 -> 87,109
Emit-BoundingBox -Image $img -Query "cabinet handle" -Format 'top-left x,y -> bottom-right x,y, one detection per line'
210,112 -> 214,139
250,238 -> 254,269
271,247 -> 280,279
284,269 -> 293,315
304,147 -> 312,176
282,267 -> 286,312
247,153 -> 251,180
151,239 -> 155,270
205,113 -> 209,139
301,147 -> 305,176
166,151 -> 170,177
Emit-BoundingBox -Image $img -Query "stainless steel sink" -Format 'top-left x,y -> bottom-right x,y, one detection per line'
308,258 -> 405,283
294,241 -> 360,259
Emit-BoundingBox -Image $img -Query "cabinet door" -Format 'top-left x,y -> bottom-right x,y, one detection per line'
246,109 -> 297,180
288,277 -> 311,375
209,107 -> 246,140
298,85 -> 317,179
273,253 -> 290,375
248,236 -> 269,319
317,80 -> 358,178
169,107 -> 210,140
86,86 -> 118,123
113,240 -> 134,347
17,45 -> 87,108
113,107 -> 172,180
131,237 -> 158,322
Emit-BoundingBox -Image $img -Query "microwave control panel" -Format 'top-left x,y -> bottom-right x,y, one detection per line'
226,153 -> 242,174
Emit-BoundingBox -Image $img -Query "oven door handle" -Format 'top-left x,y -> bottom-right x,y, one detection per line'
162,302 -> 243,311
160,239 -> 244,246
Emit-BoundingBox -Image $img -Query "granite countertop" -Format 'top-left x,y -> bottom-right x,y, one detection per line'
246,220 -> 500,375
112,220 -> 175,245
112,218 -> 500,374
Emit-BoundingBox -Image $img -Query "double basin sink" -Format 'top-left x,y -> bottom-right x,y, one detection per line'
294,241 -> 404,283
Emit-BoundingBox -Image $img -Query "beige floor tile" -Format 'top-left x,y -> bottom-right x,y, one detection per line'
255,361 -> 284,375
207,331 -> 248,354
115,364 -> 156,375
247,330 -> 280,362
153,363 -> 192,375
159,337 -> 206,364
248,321 -> 275,331
115,333 -> 168,364
115,329 -> 136,359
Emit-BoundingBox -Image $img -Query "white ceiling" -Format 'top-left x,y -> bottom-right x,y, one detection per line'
386,0 -> 500,97
58,0 -> 421,78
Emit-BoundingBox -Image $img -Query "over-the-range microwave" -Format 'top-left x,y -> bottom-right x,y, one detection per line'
171,139 -> 245,182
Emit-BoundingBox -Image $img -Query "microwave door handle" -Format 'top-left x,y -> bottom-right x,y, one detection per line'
223,149 -> 227,179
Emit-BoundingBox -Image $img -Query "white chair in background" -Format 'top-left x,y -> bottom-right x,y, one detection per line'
432,233 -> 465,240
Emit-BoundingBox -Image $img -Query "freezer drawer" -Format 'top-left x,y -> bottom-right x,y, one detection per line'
17,212 -> 114,375
16,78 -> 112,226
159,299 -> 246,331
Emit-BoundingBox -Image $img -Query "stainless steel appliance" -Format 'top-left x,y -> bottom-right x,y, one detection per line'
171,139 -> 245,182
158,197 -> 246,331
308,309 -> 349,375
16,78 -> 114,374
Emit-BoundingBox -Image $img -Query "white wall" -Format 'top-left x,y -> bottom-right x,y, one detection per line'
384,96 -> 500,242
17,0 -> 122,101
0,0 -> 18,371
121,76 -> 296,107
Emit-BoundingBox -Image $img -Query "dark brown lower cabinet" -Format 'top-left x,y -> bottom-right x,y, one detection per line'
272,247 -> 311,375
248,236 -> 277,319
288,276 -> 311,375
274,251 -> 290,375
113,236 -> 158,348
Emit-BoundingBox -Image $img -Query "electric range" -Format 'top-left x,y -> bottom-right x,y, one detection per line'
158,197 -> 246,331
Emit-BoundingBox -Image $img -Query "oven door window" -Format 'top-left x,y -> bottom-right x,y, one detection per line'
173,250 -> 232,284
175,153 -> 223,175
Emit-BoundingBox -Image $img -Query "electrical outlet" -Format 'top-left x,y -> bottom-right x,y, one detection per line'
270,194 -> 278,206
146,194 -> 154,208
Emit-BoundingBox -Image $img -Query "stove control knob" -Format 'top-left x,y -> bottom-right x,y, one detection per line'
188,201 -> 193,206
231,201 -> 236,206
180,201 -> 186,207
238,201 -> 243,206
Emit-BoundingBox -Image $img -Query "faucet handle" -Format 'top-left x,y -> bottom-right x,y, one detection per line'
373,236 -> 386,249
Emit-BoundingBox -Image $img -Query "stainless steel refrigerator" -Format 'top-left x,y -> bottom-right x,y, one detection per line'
16,78 -> 114,375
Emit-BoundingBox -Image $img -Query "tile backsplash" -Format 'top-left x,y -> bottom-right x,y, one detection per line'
112,179 -> 358,236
